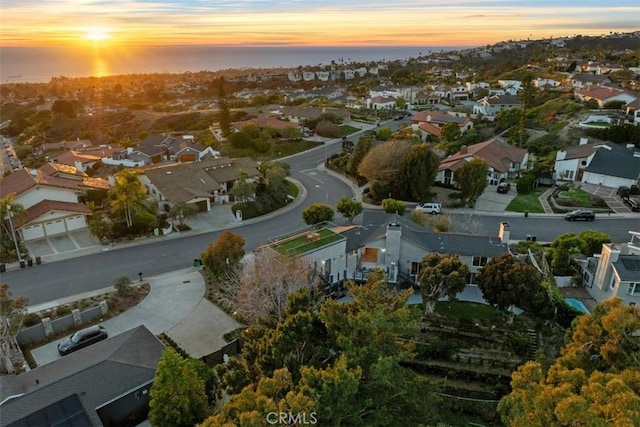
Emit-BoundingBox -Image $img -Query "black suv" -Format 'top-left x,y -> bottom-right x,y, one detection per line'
58,325 -> 108,355
564,209 -> 595,221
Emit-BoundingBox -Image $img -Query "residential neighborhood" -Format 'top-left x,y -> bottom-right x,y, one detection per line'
1,29 -> 640,426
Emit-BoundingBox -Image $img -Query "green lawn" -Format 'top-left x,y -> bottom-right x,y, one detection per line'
339,124 -> 361,136
287,180 -> 299,198
270,228 -> 343,256
505,188 -> 546,213
557,187 -> 592,207
434,301 -> 500,321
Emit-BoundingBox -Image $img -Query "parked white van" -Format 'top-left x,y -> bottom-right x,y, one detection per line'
414,202 -> 441,214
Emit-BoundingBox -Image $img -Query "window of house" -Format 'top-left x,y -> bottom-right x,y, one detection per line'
410,261 -> 420,275
609,276 -> 616,291
472,256 -> 488,266
627,282 -> 640,296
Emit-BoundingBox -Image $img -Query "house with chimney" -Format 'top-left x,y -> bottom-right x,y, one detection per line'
340,211 -> 511,286
575,231 -> 640,307
256,212 -> 511,290
0,164 -> 110,242
436,139 -> 530,186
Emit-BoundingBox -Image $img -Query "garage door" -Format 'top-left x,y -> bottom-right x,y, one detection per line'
22,224 -> 45,241
195,200 -> 209,212
44,219 -> 66,236
66,215 -> 86,231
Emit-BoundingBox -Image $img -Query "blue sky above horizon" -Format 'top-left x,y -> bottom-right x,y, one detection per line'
2,0 -> 639,47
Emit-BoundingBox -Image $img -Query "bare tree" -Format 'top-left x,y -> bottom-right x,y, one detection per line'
450,213 -> 485,235
0,284 -> 28,374
218,249 -> 322,324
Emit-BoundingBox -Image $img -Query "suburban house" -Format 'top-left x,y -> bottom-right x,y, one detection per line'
569,73 -> 612,89
367,96 -> 397,110
553,138 -> 602,182
115,134 -> 217,166
0,164 -> 110,242
579,142 -> 640,188
414,90 -> 442,105
473,94 -> 522,117
574,86 -> 638,108
575,231 -> 640,307
436,139 -> 530,186
259,226 -> 348,287
339,212 -> 511,285
233,116 -> 299,133
257,213 -> 511,289
0,326 -> 165,427
139,156 -> 261,212
497,80 -> 522,95
52,145 -> 121,173
279,106 -> 351,124
410,110 -> 473,140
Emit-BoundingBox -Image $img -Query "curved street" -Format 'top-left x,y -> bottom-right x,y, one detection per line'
2,126 -> 638,307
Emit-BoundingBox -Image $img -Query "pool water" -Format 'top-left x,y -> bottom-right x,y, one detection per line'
565,297 -> 590,314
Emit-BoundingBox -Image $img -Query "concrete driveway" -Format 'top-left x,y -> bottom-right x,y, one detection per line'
29,267 -> 239,366
474,184 -> 517,212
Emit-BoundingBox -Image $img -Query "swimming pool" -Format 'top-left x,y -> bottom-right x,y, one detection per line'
565,297 -> 590,314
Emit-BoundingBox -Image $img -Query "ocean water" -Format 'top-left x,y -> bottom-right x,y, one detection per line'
0,45 -> 464,84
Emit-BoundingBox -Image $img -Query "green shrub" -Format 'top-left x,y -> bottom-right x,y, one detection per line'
381,198 -> 406,215
630,185 -> 640,195
113,275 -> 133,297
516,173 -> 535,194
56,305 -> 71,317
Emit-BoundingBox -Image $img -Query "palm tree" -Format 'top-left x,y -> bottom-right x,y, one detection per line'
0,193 -> 26,261
108,169 -> 147,228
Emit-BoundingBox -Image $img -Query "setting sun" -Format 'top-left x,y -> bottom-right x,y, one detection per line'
84,28 -> 111,42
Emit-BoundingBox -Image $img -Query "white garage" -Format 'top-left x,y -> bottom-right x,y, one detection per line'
21,224 -> 45,241
66,215 -> 86,231
44,219 -> 66,236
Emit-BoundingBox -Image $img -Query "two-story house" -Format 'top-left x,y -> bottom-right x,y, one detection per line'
575,231 -> 640,308
436,139 -> 530,186
473,94 -> 522,117
0,164 -> 110,242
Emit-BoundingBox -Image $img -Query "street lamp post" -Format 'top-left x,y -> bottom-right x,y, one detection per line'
6,205 -> 22,263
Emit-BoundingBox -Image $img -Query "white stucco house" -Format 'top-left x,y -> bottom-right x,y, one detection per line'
575,231 -> 640,308
0,164 -> 110,242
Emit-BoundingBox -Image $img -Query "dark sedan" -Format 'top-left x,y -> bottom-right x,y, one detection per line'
564,209 -> 595,221
58,325 -> 108,355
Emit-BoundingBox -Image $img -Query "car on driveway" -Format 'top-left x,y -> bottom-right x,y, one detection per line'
58,325 -> 108,355
564,209 -> 595,221
497,182 -> 511,193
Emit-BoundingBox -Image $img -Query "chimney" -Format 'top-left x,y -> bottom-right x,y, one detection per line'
460,145 -> 468,154
498,222 -> 510,244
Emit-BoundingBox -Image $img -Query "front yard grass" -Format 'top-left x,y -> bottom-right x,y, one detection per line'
505,188 -> 546,213
557,186 -> 592,207
339,124 -> 361,136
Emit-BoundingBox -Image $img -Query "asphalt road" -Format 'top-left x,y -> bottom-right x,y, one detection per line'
2,124 -> 638,306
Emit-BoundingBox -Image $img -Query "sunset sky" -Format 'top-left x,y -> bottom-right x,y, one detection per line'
2,0 -> 639,48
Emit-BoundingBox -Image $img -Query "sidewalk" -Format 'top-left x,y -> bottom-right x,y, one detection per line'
30,267 -> 240,366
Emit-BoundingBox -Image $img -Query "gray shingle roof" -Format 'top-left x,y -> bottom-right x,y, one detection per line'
0,326 -> 165,427
613,255 -> 640,282
585,142 -> 640,180
344,211 -> 508,257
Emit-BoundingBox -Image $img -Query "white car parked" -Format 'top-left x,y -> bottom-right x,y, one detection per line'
414,202 -> 441,214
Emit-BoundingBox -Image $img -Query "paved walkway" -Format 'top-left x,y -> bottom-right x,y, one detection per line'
538,187 -> 555,213
30,268 -> 240,366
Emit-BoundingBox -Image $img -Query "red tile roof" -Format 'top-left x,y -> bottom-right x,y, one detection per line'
18,200 -> 91,225
438,139 -> 528,173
